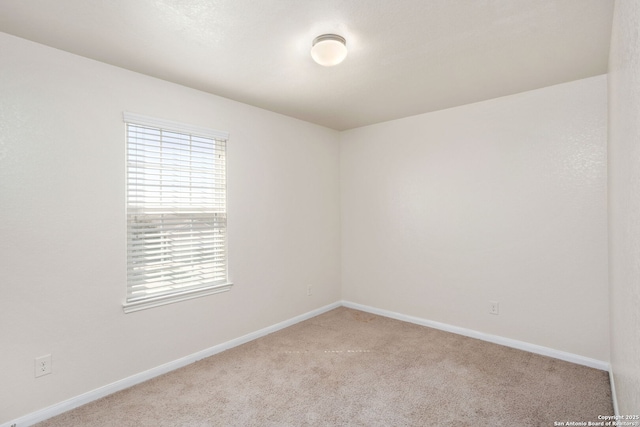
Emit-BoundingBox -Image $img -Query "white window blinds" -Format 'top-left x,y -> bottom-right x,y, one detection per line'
123,112 -> 231,313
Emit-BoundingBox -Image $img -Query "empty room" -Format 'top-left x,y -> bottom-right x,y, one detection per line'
1,0 -> 638,426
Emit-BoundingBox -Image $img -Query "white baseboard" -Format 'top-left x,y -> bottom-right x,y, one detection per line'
2,301 -> 341,427
341,300 -> 610,371
609,364 -> 619,416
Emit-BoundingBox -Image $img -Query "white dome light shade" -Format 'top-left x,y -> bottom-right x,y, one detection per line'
311,34 -> 347,66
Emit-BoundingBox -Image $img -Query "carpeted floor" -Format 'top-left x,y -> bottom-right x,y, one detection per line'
36,307 -> 613,426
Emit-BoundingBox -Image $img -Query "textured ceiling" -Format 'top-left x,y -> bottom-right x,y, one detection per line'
0,0 -> 614,130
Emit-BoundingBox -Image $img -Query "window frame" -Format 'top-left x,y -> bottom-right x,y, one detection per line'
122,112 -> 232,313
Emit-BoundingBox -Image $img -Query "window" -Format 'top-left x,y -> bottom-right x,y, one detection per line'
123,112 -> 231,313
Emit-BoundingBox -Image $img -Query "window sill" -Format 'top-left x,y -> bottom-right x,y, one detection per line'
122,283 -> 233,314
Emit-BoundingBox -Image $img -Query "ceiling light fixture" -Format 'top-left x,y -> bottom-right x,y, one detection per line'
310,34 -> 347,66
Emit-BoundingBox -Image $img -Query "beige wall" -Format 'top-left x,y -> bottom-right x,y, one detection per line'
340,76 -> 609,361
0,33 -> 341,422
608,0 -> 640,414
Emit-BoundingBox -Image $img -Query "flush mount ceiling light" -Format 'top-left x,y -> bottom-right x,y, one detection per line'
310,34 -> 347,66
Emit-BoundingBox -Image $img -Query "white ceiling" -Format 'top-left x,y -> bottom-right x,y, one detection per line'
0,0 -> 614,130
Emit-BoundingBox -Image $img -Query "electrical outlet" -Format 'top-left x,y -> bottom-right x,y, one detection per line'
307,285 -> 312,296
489,301 -> 499,315
35,354 -> 52,378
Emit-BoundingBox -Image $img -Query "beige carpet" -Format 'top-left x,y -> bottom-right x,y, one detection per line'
37,307 -> 613,426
